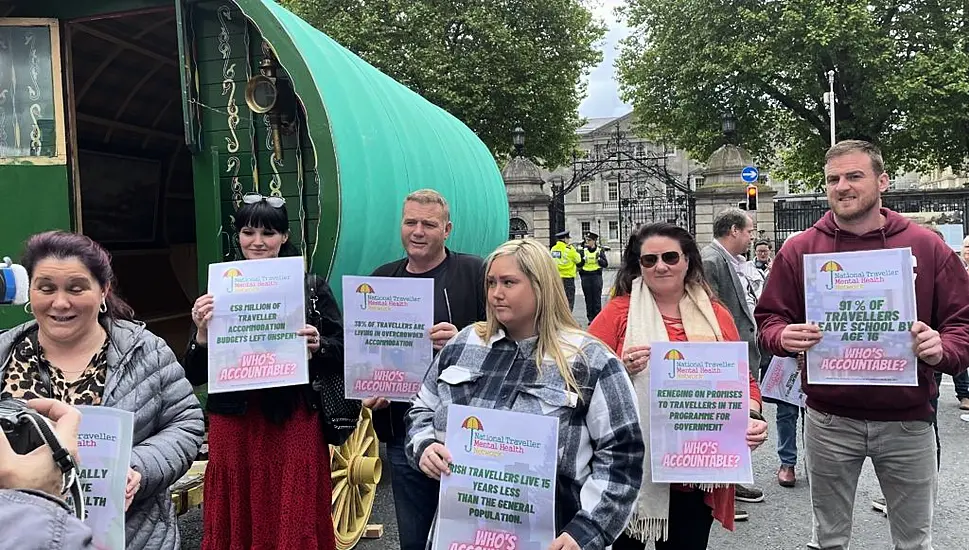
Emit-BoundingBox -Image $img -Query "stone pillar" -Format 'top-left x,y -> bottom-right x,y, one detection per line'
695,143 -> 778,248
502,157 -> 550,241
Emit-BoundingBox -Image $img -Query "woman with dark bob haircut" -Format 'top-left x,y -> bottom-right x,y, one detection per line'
0,231 -> 204,549
182,194 -> 344,550
588,223 -> 767,550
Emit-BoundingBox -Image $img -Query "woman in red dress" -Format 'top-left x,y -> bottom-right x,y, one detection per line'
183,194 -> 343,550
588,222 -> 767,550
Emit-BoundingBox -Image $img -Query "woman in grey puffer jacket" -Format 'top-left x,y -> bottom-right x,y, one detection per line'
0,231 -> 204,549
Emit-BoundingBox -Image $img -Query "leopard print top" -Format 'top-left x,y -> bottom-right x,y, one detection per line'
1,333 -> 109,405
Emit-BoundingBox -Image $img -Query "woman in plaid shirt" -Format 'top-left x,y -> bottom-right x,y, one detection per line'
405,238 -> 645,550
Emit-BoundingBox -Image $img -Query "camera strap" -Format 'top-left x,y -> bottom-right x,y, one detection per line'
19,412 -> 85,520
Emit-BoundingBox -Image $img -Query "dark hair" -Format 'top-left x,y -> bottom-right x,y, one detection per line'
233,200 -> 300,257
713,208 -> 751,238
754,239 -> 772,249
612,223 -> 711,298
21,231 -> 135,321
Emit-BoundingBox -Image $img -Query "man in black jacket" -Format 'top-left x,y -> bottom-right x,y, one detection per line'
363,189 -> 486,550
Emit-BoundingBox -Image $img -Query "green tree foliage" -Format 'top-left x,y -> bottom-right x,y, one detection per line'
617,0 -> 969,188
283,0 -> 606,167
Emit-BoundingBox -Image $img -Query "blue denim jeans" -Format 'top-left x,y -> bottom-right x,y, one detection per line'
934,369 -> 969,400
775,401 -> 801,467
387,438 -> 440,550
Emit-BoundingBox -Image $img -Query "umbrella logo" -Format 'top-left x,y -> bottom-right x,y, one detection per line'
355,283 -> 375,309
461,416 -> 483,452
222,268 -> 243,293
665,349 -> 684,378
820,261 -> 843,290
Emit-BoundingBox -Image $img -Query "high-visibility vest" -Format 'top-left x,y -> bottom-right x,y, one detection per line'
550,241 -> 581,278
581,247 -> 603,272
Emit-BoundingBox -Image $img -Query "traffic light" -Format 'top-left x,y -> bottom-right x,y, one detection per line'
746,184 -> 758,210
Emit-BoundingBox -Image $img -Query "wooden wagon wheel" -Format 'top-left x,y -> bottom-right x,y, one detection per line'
330,407 -> 382,550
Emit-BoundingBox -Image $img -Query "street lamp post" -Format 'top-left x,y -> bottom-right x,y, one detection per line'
722,112 -> 737,145
512,125 -> 525,157
824,71 -> 836,146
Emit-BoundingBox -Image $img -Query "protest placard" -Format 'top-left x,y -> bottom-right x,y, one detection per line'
433,405 -> 558,550
70,406 -> 133,550
343,275 -> 433,401
649,341 -> 753,485
206,256 -> 308,393
761,356 -> 807,408
803,248 -> 918,386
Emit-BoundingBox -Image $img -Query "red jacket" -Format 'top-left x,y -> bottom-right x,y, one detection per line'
756,208 -> 969,421
589,295 -> 762,532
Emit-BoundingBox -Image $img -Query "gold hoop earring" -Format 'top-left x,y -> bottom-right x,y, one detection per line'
24,301 -> 32,315
100,300 -> 108,314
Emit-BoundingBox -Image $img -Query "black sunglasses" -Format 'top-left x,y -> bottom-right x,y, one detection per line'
242,193 -> 286,208
640,251 -> 681,268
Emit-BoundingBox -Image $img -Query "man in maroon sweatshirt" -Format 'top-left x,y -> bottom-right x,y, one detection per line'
755,140 -> 969,550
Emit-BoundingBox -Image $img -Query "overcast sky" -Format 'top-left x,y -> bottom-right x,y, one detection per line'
579,0 -> 632,119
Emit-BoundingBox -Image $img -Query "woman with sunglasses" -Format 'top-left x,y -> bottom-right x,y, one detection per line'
183,194 -> 344,550
588,223 -> 767,550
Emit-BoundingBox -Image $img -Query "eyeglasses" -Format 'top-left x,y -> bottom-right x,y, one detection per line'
640,251 -> 681,268
242,193 -> 286,208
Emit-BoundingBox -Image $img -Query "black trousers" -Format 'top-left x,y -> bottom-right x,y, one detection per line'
611,490 -> 714,550
580,270 -> 603,322
562,277 -> 576,311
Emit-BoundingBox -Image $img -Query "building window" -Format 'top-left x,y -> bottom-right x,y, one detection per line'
581,221 -> 591,237
509,217 -> 528,239
0,19 -> 67,164
608,221 -> 619,241
608,181 -> 619,201
579,184 -> 590,202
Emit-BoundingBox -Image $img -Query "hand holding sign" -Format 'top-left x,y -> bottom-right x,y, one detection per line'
746,417 -> 768,451
419,442 -> 452,480
297,325 -> 321,354
911,322 -> 943,365
622,345 -> 651,375
781,323 -> 822,353
125,468 -> 141,511
430,323 -> 459,351
191,294 -> 215,345
547,533 -> 579,550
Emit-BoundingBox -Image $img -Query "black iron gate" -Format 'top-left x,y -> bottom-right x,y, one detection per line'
618,173 -> 696,245
774,189 -> 969,245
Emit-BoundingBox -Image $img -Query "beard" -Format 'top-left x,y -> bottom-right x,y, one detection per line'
829,192 -> 879,221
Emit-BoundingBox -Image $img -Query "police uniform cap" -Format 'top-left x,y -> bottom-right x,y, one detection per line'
586,232 -> 599,240
555,230 -> 570,239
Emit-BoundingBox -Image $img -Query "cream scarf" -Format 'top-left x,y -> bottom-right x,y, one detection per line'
623,277 -> 724,543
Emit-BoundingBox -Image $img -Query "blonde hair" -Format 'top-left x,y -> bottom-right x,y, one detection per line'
403,189 -> 451,223
474,238 -> 585,398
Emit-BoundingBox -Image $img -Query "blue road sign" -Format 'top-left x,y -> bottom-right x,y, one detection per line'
741,166 -> 759,183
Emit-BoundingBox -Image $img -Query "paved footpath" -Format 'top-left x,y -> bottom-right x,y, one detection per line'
179,271 -> 969,549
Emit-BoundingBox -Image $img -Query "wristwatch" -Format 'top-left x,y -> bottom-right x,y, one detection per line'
749,409 -> 765,422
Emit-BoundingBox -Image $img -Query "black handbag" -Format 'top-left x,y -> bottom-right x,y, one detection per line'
306,274 -> 361,447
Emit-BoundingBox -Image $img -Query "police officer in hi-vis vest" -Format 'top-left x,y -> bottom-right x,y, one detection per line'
579,231 -> 608,321
550,229 -> 582,310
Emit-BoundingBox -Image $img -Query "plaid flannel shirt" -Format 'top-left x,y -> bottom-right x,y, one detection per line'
405,325 -> 645,550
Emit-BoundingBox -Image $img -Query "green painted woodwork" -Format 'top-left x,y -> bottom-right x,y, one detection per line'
234,0 -> 509,305
2,0 -> 509,325
0,164 -> 72,328
6,0 -> 171,19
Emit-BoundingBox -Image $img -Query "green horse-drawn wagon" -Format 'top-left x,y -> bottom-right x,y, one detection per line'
0,1 -> 509,546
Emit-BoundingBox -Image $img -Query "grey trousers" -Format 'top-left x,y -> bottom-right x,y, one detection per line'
804,407 -> 938,550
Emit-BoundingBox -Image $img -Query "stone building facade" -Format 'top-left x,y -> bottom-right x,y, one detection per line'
545,112 -> 703,265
